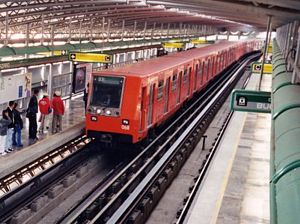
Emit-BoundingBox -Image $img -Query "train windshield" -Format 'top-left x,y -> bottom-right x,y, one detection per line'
91,76 -> 124,108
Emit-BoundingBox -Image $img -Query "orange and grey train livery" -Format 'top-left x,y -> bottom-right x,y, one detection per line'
86,40 -> 261,144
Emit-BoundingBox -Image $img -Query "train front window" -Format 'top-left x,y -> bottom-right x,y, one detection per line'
91,76 -> 124,108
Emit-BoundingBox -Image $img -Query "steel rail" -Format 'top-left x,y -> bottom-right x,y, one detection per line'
103,53 -> 261,224
175,63 -> 252,224
58,51 -> 261,224
0,135 -> 91,222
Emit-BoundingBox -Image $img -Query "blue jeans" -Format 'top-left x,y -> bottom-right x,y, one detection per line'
5,128 -> 14,150
12,124 -> 22,146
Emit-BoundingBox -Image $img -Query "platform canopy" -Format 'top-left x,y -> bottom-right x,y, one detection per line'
0,0 -> 299,44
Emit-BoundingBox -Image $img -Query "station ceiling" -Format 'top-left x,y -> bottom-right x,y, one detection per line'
0,0 -> 299,39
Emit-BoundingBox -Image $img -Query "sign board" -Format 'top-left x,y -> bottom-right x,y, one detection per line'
0,73 -> 32,104
252,62 -> 272,74
162,42 -> 184,49
38,50 -> 68,56
230,89 -> 271,113
68,52 -> 112,63
191,39 -> 214,44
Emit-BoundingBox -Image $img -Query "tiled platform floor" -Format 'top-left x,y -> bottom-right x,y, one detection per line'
186,73 -> 271,224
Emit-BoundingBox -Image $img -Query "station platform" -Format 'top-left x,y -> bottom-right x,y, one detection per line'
0,96 -> 85,180
185,72 -> 271,224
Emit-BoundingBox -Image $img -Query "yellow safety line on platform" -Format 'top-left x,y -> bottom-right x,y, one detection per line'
210,112 -> 248,224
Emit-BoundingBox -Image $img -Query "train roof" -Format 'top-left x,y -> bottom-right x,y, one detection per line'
92,40 -> 247,78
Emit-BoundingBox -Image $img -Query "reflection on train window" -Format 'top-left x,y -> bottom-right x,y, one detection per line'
197,63 -> 202,77
183,68 -> 188,83
157,80 -> 164,100
172,73 -> 177,91
91,76 -> 124,108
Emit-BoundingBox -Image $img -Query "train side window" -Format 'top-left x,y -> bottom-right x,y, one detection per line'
157,80 -> 164,100
188,67 -> 192,76
183,68 -> 188,83
198,62 -> 202,77
172,73 -> 177,91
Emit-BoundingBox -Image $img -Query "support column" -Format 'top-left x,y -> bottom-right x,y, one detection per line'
102,17 -> 105,42
259,15 -> 272,91
285,23 -> 293,58
292,27 -> 300,84
5,12 -> 9,46
121,20 -> 125,41
151,22 -> 156,44
90,18 -> 94,42
133,21 -> 137,40
25,23 -> 30,47
79,20 -> 82,49
143,21 -> 147,40
69,61 -> 73,98
167,23 -> 170,38
68,18 -> 72,43
227,31 -> 230,40
48,25 -> 55,98
41,14 -> 45,45
24,21 -> 31,73
106,19 -> 111,42
288,21 -> 299,70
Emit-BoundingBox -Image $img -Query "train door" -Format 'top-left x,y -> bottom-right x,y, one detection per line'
147,83 -> 155,127
201,60 -> 205,85
164,77 -> 170,113
177,71 -> 182,104
207,58 -> 211,80
216,55 -> 220,74
194,63 -> 199,91
140,86 -> 147,131
187,67 -> 192,96
211,56 -> 215,77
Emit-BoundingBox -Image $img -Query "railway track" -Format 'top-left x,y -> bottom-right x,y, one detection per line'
58,51 -> 261,224
0,135 -> 91,223
0,51 -> 260,224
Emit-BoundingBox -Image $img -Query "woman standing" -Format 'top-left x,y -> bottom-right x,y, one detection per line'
0,110 -> 12,155
38,93 -> 51,133
12,102 -> 23,147
51,91 -> 65,134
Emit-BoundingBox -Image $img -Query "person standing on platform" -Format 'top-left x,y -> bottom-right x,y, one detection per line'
0,110 -> 12,155
27,89 -> 39,144
38,93 -> 51,134
83,83 -> 89,113
12,102 -> 23,147
52,91 -> 65,134
5,101 -> 15,152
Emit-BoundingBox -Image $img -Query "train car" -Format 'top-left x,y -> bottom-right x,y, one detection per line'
86,40 -> 260,144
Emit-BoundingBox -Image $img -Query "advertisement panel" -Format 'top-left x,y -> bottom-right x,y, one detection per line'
72,63 -> 92,93
0,73 -> 32,104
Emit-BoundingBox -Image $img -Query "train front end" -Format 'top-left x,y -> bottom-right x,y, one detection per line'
86,73 -> 141,144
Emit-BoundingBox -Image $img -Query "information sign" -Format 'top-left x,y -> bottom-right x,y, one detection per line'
230,89 -> 271,113
68,52 -> 112,63
162,42 -> 184,49
252,62 -> 272,74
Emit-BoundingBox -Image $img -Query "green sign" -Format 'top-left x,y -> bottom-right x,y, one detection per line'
231,89 -> 271,113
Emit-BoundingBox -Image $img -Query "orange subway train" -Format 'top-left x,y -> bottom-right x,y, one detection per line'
86,40 -> 261,144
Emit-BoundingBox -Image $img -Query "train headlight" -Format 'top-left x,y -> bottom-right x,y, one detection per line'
105,110 -> 112,115
96,109 -> 102,114
122,119 -> 129,125
91,116 -> 97,121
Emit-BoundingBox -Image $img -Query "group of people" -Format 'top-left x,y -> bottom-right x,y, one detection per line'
0,89 -> 65,155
